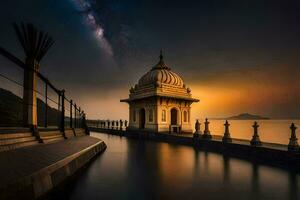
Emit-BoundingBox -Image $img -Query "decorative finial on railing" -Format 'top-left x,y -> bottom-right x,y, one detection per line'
288,123 -> 299,152
125,120 -> 128,127
250,121 -> 262,146
203,118 -> 212,139
193,119 -> 202,138
222,120 -> 232,143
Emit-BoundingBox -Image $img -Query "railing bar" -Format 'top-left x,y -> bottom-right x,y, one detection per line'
0,72 -> 23,87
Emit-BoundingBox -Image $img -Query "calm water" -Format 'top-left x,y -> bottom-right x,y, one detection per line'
48,132 -> 300,200
198,119 -> 300,144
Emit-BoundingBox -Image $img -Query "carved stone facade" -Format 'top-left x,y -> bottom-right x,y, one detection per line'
121,51 -> 199,133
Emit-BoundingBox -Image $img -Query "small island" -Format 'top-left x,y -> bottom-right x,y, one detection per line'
226,113 -> 270,120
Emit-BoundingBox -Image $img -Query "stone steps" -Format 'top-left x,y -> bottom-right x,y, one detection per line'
0,140 -> 40,152
41,135 -> 65,144
39,130 -> 65,144
0,135 -> 37,145
0,131 -> 39,152
74,128 -> 86,136
0,128 -> 86,152
65,129 -> 75,138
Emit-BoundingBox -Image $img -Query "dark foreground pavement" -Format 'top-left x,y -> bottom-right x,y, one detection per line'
0,136 -> 106,199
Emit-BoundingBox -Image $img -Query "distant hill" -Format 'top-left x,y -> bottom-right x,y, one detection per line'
0,88 -> 61,127
227,113 -> 270,120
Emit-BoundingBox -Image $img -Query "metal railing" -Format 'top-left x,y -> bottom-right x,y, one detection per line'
0,51 -> 86,131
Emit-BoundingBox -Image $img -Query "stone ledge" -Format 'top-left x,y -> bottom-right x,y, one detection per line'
0,137 -> 106,200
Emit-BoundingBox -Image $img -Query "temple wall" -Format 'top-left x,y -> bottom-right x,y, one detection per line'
128,97 -> 193,133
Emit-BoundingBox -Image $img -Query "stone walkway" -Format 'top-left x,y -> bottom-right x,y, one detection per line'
0,136 -> 102,188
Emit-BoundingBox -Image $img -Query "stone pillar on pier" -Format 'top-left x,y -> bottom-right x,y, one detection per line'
193,119 -> 202,138
288,123 -> 299,152
250,121 -> 262,147
202,118 -> 212,139
23,58 -> 39,129
125,120 -> 128,128
222,120 -> 232,143
116,120 -> 119,130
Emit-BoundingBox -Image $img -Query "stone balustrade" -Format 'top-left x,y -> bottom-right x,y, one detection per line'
87,118 -> 300,152
87,119 -> 128,131
193,118 -> 300,152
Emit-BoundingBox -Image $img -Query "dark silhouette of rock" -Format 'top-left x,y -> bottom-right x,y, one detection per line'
0,88 -> 60,127
227,113 -> 269,120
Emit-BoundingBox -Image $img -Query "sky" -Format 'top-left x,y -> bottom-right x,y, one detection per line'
0,0 -> 300,120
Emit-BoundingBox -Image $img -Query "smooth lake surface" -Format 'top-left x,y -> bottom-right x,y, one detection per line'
48,132 -> 300,200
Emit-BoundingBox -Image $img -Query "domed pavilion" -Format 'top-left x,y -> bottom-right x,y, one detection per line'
120,51 -> 199,133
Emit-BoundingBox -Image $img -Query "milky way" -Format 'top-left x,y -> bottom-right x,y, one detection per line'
71,0 -> 113,55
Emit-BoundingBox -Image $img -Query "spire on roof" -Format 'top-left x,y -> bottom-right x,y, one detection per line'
159,49 -> 163,62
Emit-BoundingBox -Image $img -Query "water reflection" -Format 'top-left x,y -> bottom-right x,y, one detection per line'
49,133 -> 300,200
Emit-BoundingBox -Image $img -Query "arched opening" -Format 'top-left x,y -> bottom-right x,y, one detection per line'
171,108 -> 178,125
139,108 -> 146,129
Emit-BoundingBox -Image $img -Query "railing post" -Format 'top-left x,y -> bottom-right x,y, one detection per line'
108,120 -> 110,129
74,103 -> 77,128
288,123 -> 299,152
70,100 -> 73,128
203,118 -> 212,139
60,90 -> 65,135
193,119 -> 201,138
222,120 -> 232,143
120,119 -> 123,131
57,92 -> 61,127
125,120 -> 128,128
250,121 -> 262,146
44,81 -> 48,128
79,107 -> 81,128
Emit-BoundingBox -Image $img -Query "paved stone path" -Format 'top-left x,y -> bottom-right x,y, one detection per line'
0,136 -> 102,187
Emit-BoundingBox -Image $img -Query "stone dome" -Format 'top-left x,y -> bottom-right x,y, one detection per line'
137,52 -> 184,88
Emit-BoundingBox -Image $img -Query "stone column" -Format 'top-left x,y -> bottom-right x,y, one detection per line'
203,118 -> 212,139
112,121 -> 115,129
23,58 -> 39,128
125,120 -> 128,127
222,120 -> 232,143
193,119 -> 202,138
250,121 -> 262,146
288,123 -> 299,152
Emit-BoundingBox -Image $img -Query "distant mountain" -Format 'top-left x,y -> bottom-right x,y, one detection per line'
0,88 -> 61,127
227,113 -> 270,120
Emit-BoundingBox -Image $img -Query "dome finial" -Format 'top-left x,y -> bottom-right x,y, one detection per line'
159,49 -> 163,61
